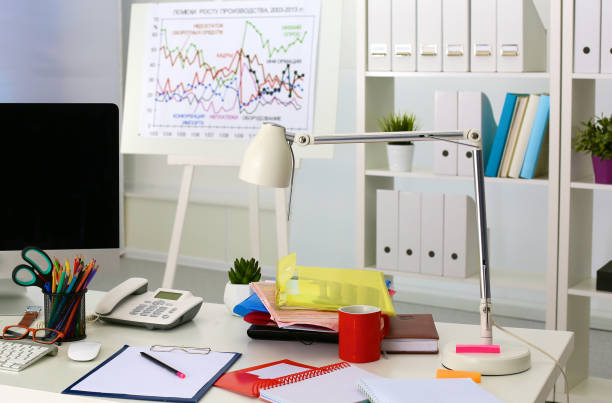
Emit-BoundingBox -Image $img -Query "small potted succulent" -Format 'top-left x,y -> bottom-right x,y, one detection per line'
223,257 -> 261,315
573,114 -> 612,184
378,112 -> 418,172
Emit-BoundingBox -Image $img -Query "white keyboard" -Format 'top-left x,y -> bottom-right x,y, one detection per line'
0,339 -> 58,371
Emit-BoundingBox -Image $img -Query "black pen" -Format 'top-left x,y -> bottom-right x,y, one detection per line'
140,351 -> 186,379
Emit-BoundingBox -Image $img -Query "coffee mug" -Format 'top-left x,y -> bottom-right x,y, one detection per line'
338,305 -> 390,363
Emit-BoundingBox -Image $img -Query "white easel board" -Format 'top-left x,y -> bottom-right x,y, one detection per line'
121,0 -> 341,164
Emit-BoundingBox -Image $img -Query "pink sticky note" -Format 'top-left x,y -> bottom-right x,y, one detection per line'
456,344 -> 501,354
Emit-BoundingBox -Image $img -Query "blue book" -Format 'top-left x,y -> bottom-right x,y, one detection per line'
485,93 -> 518,177
520,94 -> 550,179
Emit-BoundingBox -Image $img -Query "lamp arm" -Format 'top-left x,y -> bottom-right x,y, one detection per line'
288,129 -> 483,149
282,125 -> 492,344
473,148 -> 492,345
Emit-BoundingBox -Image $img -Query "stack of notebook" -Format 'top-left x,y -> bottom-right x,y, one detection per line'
381,314 -> 439,353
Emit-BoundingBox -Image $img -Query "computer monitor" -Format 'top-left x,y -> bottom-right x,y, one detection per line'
0,103 -> 120,296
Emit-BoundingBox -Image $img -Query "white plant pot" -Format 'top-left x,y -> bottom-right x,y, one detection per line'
223,282 -> 252,316
386,144 -> 414,172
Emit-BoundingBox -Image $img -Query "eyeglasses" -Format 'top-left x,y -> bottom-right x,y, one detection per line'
2,325 -> 64,344
150,345 -> 210,355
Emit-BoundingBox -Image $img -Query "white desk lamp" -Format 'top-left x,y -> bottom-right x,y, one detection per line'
239,122 -> 531,375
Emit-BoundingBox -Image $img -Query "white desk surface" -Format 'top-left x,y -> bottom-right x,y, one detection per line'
0,289 -> 573,403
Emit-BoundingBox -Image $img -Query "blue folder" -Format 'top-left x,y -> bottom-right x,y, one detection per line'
485,93 -> 518,177
520,94 -> 550,179
233,292 -> 269,317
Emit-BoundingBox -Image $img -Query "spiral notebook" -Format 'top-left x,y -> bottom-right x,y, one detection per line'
258,362 -> 379,403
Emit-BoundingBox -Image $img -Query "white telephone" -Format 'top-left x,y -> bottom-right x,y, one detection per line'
95,278 -> 204,330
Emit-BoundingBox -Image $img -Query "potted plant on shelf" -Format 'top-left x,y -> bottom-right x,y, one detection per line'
378,112 -> 418,172
573,113 -> 612,184
223,257 -> 261,315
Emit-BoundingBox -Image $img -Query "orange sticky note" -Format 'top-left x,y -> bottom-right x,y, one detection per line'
436,369 -> 481,383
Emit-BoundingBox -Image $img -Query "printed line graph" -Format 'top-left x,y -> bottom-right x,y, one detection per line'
140,8 -> 318,140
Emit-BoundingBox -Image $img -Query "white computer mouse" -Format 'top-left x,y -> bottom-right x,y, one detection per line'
68,341 -> 102,361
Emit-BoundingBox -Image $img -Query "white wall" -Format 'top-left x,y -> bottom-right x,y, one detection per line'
0,1 -> 121,103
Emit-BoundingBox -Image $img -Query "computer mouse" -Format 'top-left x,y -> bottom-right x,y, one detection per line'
68,341 -> 102,361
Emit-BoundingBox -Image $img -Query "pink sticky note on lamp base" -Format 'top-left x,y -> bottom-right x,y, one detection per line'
456,344 -> 501,354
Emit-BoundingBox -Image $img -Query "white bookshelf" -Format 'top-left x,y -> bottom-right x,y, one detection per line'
558,1 -> 612,402
364,266 -> 548,292
355,0 -> 561,335
365,168 -> 549,186
366,71 -> 551,79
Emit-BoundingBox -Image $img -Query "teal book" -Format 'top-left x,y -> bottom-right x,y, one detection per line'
485,93 -> 518,177
520,94 -> 550,179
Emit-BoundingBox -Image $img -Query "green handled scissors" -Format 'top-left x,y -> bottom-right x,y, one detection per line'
12,246 -> 53,292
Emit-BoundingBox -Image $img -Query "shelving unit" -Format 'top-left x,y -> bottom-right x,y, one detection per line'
558,2 -> 612,401
365,168 -> 549,186
355,0 -> 561,332
363,266 -> 548,292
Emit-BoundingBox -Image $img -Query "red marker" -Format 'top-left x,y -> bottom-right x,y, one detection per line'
140,351 -> 186,379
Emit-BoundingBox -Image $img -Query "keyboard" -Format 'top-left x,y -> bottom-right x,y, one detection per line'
0,339 -> 58,371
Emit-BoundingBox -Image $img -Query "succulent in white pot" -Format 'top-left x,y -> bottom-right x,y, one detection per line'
378,112 -> 418,172
223,257 -> 261,315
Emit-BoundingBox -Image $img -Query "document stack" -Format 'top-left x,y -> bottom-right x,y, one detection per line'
367,0 -> 547,72
433,91 -> 484,177
485,92 -> 550,179
376,190 -> 478,278
574,0 -> 612,73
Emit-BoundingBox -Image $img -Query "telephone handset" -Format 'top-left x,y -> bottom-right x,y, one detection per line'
95,277 -> 204,330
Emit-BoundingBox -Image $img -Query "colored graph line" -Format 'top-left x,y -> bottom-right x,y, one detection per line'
160,20 -> 308,69
153,19 -> 309,116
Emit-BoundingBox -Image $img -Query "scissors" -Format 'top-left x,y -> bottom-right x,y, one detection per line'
12,246 -> 54,292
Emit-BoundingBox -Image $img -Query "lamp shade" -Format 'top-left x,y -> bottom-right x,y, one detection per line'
239,123 -> 292,188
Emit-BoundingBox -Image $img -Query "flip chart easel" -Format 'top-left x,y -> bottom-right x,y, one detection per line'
121,1 -> 342,288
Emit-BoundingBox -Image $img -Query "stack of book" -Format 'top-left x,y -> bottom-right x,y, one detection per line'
485,93 -> 550,179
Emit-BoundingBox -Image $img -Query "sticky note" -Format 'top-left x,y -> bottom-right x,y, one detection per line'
456,344 -> 501,354
436,369 -> 481,383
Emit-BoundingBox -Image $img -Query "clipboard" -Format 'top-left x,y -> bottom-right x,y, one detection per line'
63,345 -> 240,402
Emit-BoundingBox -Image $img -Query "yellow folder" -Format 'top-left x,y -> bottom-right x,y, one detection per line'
276,253 -> 396,316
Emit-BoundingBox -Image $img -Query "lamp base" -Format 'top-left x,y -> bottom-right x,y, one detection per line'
440,342 -> 531,375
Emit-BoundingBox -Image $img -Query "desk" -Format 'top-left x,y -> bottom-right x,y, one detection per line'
0,289 -> 573,403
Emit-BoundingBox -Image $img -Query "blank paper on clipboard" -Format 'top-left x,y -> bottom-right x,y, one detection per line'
63,345 -> 240,402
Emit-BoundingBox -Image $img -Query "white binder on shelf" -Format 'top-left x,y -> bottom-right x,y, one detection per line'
420,193 -> 444,276
496,0 -> 546,72
368,0 -> 392,71
434,91 -> 458,175
391,0 -> 417,72
376,189 -> 398,270
417,0 -> 442,71
602,0 -> 612,73
442,0 -> 469,72
574,0 -> 601,73
398,192 -> 421,273
470,0 -> 496,72
443,194 -> 478,278
457,91 -> 482,177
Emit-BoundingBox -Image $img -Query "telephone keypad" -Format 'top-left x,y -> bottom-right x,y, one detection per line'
128,301 -> 174,321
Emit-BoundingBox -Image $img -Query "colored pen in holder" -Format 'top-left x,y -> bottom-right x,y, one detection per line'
44,289 -> 87,342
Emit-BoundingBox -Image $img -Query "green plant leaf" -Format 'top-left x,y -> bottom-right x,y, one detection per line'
573,113 -> 612,160
377,112 -> 419,145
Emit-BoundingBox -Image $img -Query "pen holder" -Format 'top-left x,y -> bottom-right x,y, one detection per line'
43,289 -> 87,342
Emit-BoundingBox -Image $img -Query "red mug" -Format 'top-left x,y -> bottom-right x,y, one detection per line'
338,305 -> 390,363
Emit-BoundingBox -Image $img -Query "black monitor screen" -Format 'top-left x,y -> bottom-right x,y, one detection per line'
0,103 -> 119,250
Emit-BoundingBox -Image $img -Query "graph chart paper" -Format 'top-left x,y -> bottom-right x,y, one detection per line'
139,1 -> 320,141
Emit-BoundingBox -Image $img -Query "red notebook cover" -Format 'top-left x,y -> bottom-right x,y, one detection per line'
214,359 -> 317,397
